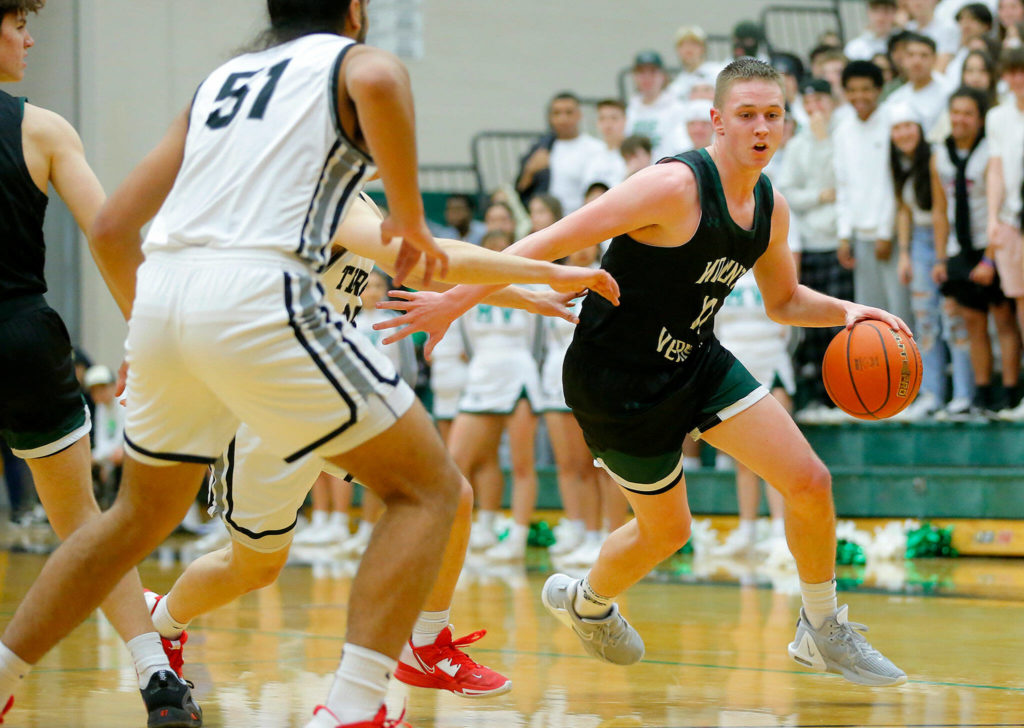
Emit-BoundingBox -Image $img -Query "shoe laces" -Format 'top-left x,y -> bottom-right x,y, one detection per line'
413,628 -> 487,671
161,630 -> 189,678
832,619 -> 885,659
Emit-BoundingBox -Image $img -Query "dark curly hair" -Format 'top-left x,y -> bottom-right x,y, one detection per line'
0,1 -> 44,17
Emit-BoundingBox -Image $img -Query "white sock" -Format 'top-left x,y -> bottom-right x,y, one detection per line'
583,530 -> 602,546
325,644 -> 396,724
328,511 -> 347,529
126,632 -> 172,688
310,510 -> 328,529
800,578 -> 838,629
411,609 -> 450,647
0,642 -> 31,707
736,519 -> 756,540
152,598 -> 189,640
476,510 -> 496,531
682,456 -> 702,471
506,523 -> 528,546
573,574 -> 613,619
771,517 -> 786,539
356,520 -> 374,537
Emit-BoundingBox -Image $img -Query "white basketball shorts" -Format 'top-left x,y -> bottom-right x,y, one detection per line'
123,249 -> 415,468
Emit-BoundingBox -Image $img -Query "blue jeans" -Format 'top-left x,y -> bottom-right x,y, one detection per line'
910,226 -> 973,402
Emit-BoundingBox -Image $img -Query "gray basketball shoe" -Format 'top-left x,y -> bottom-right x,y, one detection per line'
541,573 -> 645,665
788,605 -> 907,686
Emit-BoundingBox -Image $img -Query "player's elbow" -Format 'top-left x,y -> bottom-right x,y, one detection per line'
90,208 -> 128,254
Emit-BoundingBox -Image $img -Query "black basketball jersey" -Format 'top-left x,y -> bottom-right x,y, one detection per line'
0,90 -> 48,303
564,148 -> 774,414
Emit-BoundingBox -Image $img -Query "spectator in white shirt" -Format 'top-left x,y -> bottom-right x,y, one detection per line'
944,3 -> 995,88
625,51 -> 688,161
581,99 -> 627,190
885,33 -> 951,134
985,47 -> 1024,419
666,25 -> 723,102
906,0 -> 962,69
682,99 -> 713,150
620,134 -> 653,177
773,52 -> 811,128
935,0 -> 998,26
846,0 -> 900,60
835,60 -> 913,322
515,92 -> 605,214
997,0 -> 1024,44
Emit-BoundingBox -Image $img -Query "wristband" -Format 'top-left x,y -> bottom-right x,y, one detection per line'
980,256 -> 995,268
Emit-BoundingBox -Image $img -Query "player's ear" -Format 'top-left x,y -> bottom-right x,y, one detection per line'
710,106 -> 725,136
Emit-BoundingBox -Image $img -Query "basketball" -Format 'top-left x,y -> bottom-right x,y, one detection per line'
821,320 -> 922,420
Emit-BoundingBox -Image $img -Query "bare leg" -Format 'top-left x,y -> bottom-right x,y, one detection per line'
992,301 -> 1021,387
24,438 -> 158,645
327,473 -> 352,517
422,477 -> 473,611
702,396 -> 834,584
325,401 -> 460,658
507,399 -> 538,528
586,478 -> 692,597
961,305 -> 992,384
598,471 -> 630,531
360,489 -> 384,523
2,456 -> 208,663
436,419 -> 452,446
164,539 -> 290,624
449,413 -> 505,511
545,411 -> 583,523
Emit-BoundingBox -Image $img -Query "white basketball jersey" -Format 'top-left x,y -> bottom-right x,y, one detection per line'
145,34 -> 376,272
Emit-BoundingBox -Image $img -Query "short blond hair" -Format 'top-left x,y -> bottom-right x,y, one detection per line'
714,58 -> 785,107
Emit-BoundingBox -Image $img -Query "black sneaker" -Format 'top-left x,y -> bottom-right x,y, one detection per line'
141,670 -> 202,727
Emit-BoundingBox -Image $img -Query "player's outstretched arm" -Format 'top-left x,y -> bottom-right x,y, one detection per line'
335,197 -> 618,300
372,163 -> 688,348
341,46 -> 446,285
755,191 -> 912,336
90,110 -> 189,319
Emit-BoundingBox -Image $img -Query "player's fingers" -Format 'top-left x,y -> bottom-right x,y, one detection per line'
371,314 -> 411,329
385,290 -> 415,301
381,327 -> 415,346
421,256 -> 436,288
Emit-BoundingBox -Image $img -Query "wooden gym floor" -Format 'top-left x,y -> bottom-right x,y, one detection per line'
0,536 -> 1021,727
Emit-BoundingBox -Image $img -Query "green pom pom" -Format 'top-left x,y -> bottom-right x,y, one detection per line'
528,520 -> 556,548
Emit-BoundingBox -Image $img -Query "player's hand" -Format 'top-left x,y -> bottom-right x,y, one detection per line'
116,360 -> 129,402
525,148 -> 550,174
844,304 -> 913,338
380,215 -> 449,287
373,289 -> 457,359
897,249 -> 912,285
969,258 -> 996,285
837,240 -> 855,270
875,238 -> 893,261
548,266 -> 620,305
526,289 -> 586,323
987,220 -> 1017,250
932,261 -> 948,285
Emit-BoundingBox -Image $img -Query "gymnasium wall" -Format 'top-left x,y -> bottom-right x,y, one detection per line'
18,0 -> 781,366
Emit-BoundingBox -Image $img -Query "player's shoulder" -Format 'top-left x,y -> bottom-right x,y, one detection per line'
22,103 -> 81,150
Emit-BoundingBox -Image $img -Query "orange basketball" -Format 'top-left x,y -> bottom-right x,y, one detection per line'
822,320 -> 922,420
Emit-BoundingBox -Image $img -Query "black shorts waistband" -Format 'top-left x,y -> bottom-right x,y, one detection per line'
0,294 -> 48,321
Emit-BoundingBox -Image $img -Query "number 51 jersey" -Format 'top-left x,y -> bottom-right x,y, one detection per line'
145,34 -> 376,273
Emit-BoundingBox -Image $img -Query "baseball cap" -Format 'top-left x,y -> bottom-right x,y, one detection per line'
633,50 -> 664,69
675,25 -> 707,46
801,77 -> 832,96
733,20 -> 764,41
84,364 -> 115,388
887,101 -> 921,128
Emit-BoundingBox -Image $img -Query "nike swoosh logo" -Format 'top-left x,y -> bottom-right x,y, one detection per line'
414,654 -> 436,674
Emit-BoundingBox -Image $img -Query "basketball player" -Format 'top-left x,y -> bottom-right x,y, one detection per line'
0,2 -> 199,725
0,3 -> 618,728
146,193 -> 606,700
376,59 -> 910,687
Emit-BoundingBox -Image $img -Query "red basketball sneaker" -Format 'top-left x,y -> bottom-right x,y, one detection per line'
144,590 -> 190,679
394,627 -> 511,697
305,705 -> 411,727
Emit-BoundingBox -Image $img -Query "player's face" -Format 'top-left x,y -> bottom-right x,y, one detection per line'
686,119 -> 713,148
867,4 -> 896,34
949,97 -> 982,143
1003,67 -> 1024,98
0,11 -> 33,83
712,80 -> 785,168
676,40 -> 705,69
903,41 -> 935,84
